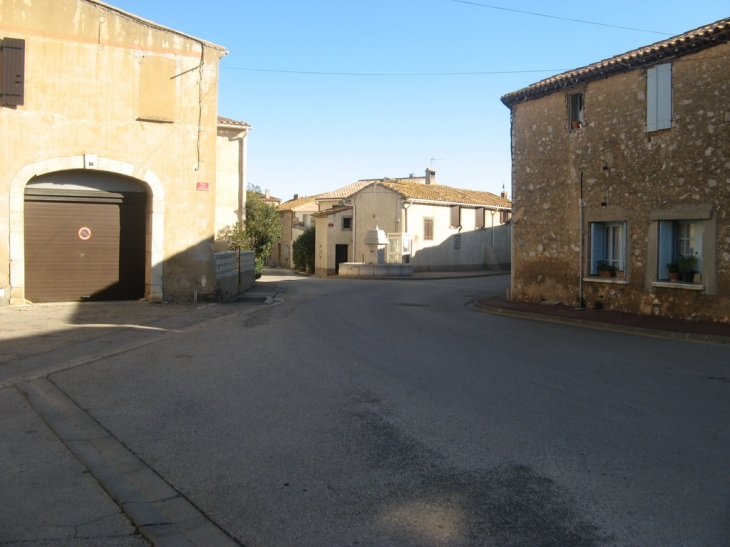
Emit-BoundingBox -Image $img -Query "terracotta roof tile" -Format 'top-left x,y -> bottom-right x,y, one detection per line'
277,195 -> 320,212
312,205 -> 353,218
379,181 -> 511,208
501,17 -> 730,106
217,116 -> 251,128
317,177 -> 510,208
316,181 -> 373,200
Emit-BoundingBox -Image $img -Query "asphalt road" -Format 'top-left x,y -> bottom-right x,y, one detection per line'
6,272 -> 730,546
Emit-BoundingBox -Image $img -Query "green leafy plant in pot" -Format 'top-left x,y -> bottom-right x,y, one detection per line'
666,262 -> 680,282
596,260 -> 616,278
676,253 -> 698,282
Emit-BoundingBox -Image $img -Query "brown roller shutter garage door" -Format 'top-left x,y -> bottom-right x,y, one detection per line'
24,189 -> 146,302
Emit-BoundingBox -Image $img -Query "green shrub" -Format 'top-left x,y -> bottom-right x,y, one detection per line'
293,226 -> 316,273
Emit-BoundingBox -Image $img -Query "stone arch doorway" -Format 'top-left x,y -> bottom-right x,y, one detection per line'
24,170 -> 147,302
8,156 -> 165,304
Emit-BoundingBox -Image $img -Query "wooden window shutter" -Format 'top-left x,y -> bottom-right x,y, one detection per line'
424,218 -> 433,240
2,38 -> 25,106
646,63 -> 672,132
450,205 -> 460,228
475,207 -> 485,229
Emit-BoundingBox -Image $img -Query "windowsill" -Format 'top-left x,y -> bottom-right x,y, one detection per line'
583,277 -> 628,285
652,281 -> 705,291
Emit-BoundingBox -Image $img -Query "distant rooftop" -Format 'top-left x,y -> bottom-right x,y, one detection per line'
316,173 -> 509,209
217,116 -> 251,128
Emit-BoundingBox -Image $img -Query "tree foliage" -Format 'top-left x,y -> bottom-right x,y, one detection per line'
217,187 -> 283,278
292,226 -> 316,273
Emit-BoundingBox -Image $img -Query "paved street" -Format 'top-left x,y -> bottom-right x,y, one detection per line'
2,271 -> 729,546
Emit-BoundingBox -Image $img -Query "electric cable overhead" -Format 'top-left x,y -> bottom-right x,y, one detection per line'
450,0 -> 674,35
220,67 -> 571,76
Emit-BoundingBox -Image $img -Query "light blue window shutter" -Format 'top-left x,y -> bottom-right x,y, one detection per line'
590,223 -> 604,275
656,63 -> 672,130
658,220 -> 674,279
646,66 -> 658,132
647,64 -> 672,132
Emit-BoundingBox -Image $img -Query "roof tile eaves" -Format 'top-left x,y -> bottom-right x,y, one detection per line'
501,17 -> 730,106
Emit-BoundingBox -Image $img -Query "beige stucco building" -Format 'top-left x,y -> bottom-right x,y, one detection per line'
501,17 -> 730,322
313,169 -> 511,276
1,0 -> 246,305
215,116 -> 250,250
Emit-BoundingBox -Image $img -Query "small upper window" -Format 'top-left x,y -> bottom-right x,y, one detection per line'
450,205 -> 461,228
342,217 -> 352,230
569,92 -> 584,130
646,63 -> 672,132
1,37 -> 25,106
424,218 -> 434,240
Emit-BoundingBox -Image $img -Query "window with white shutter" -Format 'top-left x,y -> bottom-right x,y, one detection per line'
646,63 -> 672,132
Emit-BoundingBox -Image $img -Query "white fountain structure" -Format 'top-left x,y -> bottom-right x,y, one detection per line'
338,226 -> 413,277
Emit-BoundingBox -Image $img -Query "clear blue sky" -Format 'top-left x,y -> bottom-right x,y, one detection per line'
109,0 -> 728,201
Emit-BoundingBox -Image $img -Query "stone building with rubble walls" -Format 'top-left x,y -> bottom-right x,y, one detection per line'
0,0 -> 235,305
501,17 -> 730,322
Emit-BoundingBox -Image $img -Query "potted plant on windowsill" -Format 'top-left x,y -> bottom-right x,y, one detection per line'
666,262 -> 680,282
596,260 -> 616,278
676,253 -> 698,282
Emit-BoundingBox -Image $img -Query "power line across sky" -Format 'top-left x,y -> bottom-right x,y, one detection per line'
108,0 -> 728,200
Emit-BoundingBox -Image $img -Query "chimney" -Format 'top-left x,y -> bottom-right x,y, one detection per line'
501,191 -> 508,199
265,189 -> 270,199
293,193 -> 299,200
425,168 -> 436,185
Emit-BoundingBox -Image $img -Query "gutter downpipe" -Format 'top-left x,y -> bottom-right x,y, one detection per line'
579,171 -> 584,308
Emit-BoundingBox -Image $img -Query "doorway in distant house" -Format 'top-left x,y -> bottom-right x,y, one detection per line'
277,243 -> 282,266
335,244 -> 349,274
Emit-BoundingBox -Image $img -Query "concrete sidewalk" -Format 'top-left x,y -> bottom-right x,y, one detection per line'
473,297 -> 730,344
1,282 -> 281,547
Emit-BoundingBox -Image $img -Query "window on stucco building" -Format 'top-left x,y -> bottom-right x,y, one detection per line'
424,218 -> 434,240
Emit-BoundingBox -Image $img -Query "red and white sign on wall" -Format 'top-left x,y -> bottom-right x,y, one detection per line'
196,182 -> 210,191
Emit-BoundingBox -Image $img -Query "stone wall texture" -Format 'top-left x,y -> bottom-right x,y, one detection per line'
508,43 -> 730,322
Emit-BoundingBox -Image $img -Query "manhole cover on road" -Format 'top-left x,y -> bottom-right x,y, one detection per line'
395,303 -> 429,308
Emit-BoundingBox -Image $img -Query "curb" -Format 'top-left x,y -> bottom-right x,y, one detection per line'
333,271 -> 510,281
471,301 -> 730,344
18,378 -> 241,547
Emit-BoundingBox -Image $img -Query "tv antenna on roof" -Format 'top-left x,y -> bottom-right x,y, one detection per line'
430,157 -> 444,166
